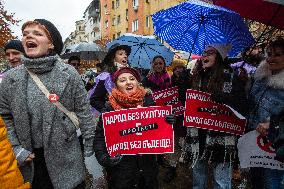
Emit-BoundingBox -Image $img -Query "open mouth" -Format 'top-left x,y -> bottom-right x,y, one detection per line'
122,60 -> 127,64
26,41 -> 38,49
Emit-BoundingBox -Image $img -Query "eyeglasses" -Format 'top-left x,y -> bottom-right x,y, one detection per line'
202,50 -> 217,57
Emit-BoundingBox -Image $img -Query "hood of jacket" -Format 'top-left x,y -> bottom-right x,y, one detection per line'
254,60 -> 284,90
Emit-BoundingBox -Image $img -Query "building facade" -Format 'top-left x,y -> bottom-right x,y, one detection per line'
64,20 -> 87,48
100,0 -> 187,41
84,0 -> 101,43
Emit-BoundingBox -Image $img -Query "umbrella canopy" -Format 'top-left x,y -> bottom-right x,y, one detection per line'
106,33 -> 174,69
213,0 -> 284,30
61,42 -> 107,61
152,0 -> 254,57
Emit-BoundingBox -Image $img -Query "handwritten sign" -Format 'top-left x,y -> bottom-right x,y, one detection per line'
102,106 -> 174,157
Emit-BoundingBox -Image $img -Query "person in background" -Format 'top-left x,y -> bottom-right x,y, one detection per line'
142,55 -> 172,92
171,59 -> 191,103
160,59 -> 191,183
89,43 -> 131,113
186,43 -> 247,189
231,46 -> 263,75
247,36 -> 284,189
4,39 -> 25,68
68,56 -> 81,71
94,67 -> 175,189
0,19 -> 95,189
0,116 -> 30,189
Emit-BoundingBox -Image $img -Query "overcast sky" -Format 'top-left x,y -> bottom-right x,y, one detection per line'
4,0 -> 92,41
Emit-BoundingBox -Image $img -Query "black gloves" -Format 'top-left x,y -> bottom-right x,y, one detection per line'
102,154 -> 123,167
211,93 -> 225,104
165,114 -> 176,125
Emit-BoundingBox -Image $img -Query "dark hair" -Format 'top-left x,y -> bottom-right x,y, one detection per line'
191,51 -> 231,93
152,55 -> 166,72
96,63 -> 103,69
68,56 -> 80,64
102,45 -> 131,74
267,36 -> 284,52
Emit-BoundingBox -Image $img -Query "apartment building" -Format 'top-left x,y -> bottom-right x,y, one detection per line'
100,0 -> 187,41
64,20 -> 87,48
84,0 -> 101,42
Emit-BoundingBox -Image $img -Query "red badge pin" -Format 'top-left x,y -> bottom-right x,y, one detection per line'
49,94 -> 59,103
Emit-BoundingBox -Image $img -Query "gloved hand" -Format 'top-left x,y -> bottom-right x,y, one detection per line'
165,114 -> 176,125
102,154 -> 123,167
211,93 -> 225,104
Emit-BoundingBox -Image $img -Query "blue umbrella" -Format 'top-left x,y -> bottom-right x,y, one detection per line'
152,0 -> 255,57
106,33 -> 174,69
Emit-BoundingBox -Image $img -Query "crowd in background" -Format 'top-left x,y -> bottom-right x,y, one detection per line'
0,18 -> 283,189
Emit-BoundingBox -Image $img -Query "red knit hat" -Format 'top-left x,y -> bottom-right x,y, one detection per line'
112,67 -> 141,83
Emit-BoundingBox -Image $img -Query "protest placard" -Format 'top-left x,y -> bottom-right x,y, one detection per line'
184,89 -> 246,135
102,106 -> 174,157
238,130 -> 284,170
152,86 -> 184,116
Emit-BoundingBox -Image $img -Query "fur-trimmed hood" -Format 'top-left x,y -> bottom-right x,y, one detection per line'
254,60 -> 284,90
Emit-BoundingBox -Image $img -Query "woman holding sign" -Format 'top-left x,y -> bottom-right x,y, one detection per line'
186,43 -> 247,189
247,37 -> 284,189
94,67 -> 175,189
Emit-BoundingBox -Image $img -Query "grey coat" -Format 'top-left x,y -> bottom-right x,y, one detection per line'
0,56 -> 95,189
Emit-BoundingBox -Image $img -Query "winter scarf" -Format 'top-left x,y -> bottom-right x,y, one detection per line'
22,53 -> 56,74
147,72 -> 171,92
109,86 -> 147,110
187,68 -> 236,168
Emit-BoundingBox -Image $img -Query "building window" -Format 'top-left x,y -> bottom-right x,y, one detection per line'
105,20 -> 109,28
132,19 -> 139,32
133,0 -> 139,7
126,28 -> 128,32
146,16 -> 150,27
116,0 -> 120,8
126,9 -> 128,21
104,4 -> 107,14
112,18 -> 115,26
117,32 -> 121,38
117,15 -> 121,24
112,1 -> 115,9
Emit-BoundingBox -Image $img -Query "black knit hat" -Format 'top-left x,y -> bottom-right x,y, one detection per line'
4,40 -> 25,53
102,43 -> 131,65
22,19 -> 63,55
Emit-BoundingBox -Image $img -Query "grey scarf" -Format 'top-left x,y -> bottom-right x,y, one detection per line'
22,55 -> 58,74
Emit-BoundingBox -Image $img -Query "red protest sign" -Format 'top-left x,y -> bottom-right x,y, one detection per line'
184,89 -> 246,135
152,86 -> 184,116
102,106 -> 174,157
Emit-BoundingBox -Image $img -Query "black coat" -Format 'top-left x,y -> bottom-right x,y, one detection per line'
94,94 -> 159,189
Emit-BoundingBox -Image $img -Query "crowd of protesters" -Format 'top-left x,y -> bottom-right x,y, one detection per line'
0,18 -> 283,189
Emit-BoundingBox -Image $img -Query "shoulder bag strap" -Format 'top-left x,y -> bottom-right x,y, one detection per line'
27,69 -> 79,129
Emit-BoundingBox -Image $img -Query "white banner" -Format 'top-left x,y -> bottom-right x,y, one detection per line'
238,130 -> 284,170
